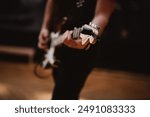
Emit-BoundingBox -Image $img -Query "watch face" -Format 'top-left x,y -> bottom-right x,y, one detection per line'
76,0 -> 85,8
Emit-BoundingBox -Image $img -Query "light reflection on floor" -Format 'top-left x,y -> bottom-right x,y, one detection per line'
0,61 -> 150,100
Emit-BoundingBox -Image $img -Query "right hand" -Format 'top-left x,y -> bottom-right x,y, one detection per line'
38,28 -> 50,51
63,30 -> 89,49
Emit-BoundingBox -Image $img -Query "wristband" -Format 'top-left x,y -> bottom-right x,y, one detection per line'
89,22 -> 100,31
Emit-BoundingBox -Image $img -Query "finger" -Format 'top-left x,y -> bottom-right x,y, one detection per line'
89,36 -> 97,44
64,30 -> 70,40
38,42 -> 48,50
39,35 -> 49,44
80,34 -> 89,45
67,31 -> 73,39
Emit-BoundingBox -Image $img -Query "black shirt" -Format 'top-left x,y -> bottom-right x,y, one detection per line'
50,0 -> 97,32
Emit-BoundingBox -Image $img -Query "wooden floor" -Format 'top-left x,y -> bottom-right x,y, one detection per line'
0,61 -> 150,100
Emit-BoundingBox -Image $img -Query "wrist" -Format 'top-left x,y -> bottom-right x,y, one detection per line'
89,22 -> 100,32
41,23 -> 49,30
92,15 -> 110,35
41,27 -> 49,32
89,22 -> 101,36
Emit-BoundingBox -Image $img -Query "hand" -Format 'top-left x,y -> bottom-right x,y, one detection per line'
38,28 -> 50,50
63,30 -> 89,49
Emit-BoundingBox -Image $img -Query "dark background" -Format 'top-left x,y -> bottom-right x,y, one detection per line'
0,0 -> 150,74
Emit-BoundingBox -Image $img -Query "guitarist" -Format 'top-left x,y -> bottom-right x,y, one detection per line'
38,0 -> 116,100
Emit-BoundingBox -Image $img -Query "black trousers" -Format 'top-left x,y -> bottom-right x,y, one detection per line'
51,45 -> 98,100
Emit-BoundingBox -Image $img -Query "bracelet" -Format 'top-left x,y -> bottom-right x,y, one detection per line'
89,22 -> 100,31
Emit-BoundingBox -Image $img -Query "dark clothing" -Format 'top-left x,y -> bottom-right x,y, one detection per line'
50,0 -> 96,31
51,0 -> 98,100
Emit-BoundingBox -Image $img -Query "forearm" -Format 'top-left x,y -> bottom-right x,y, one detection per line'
92,0 -> 116,34
41,0 -> 54,29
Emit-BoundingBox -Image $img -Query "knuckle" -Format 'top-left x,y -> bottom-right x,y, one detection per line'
38,44 -> 42,48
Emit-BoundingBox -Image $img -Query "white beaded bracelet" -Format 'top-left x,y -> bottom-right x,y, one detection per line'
89,22 -> 100,31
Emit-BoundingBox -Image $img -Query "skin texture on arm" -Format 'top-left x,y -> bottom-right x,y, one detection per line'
92,0 -> 116,35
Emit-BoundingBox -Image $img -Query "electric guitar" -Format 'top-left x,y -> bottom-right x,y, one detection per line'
34,17 -> 98,78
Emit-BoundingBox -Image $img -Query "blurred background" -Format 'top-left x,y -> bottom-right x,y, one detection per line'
0,0 -> 150,100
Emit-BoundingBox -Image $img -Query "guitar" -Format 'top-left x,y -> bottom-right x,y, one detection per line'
34,17 -> 98,78
42,26 -> 97,68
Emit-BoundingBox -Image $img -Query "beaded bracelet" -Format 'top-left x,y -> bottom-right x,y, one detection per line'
89,22 -> 100,31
